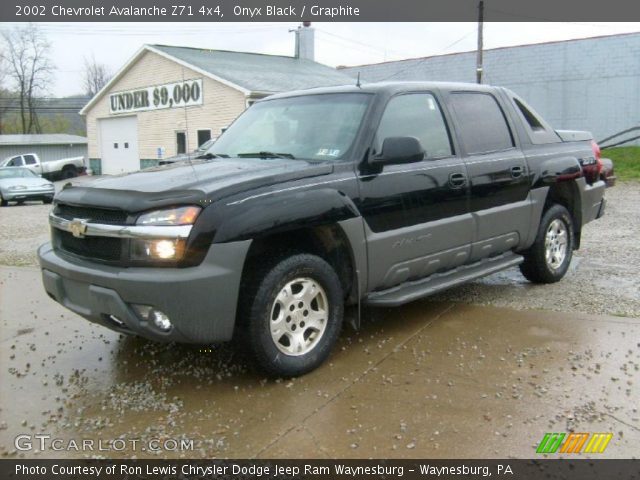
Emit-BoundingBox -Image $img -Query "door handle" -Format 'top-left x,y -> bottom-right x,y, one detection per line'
448,172 -> 467,189
510,166 -> 524,178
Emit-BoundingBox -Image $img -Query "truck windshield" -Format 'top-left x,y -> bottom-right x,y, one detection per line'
207,93 -> 371,161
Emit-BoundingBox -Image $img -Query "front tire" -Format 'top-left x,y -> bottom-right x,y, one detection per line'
239,253 -> 344,377
520,204 -> 574,284
0,195 -> 7,207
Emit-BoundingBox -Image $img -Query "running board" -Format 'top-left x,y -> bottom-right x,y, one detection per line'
364,252 -> 524,307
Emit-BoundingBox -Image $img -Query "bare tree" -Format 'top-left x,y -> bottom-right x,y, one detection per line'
1,24 -> 53,133
82,55 -> 110,97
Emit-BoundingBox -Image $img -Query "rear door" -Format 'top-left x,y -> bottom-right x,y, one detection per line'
356,91 -> 472,291
446,91 -> 530,262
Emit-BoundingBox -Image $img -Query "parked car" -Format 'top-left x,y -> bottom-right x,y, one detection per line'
38,82 -> 607,376
0,153 -> 86,180
158,138 -> 217,166
0,167 -> 55,206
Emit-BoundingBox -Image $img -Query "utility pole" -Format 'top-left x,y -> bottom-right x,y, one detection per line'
476,0 -> 484,84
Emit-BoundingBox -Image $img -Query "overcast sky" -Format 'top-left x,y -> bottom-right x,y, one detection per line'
2,21 -> 640,97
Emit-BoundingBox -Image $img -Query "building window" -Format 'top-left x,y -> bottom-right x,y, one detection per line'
197,129 -> 212,147
176,132 -> 186,154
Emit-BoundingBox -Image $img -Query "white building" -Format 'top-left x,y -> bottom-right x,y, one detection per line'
81,26 -> 353,175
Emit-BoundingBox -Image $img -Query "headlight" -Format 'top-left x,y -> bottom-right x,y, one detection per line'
8,185 -> 27,190
41,183 -> 54,189
130,206 -> 200,262
136,206 -> 201,226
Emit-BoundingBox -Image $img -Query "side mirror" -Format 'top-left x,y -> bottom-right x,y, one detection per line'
370,136 -> 425,167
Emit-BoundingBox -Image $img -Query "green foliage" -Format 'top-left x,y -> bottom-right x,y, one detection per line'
602,146 -> 640,181
0,112 -> 84,135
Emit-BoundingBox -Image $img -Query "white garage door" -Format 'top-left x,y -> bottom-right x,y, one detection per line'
99,116 -> 139,175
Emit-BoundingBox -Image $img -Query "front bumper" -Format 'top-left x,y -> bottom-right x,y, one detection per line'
3,187 -> 54,202
38,240 -> 251,343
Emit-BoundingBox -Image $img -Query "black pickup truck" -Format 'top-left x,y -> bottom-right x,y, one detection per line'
38,82 -> 607,376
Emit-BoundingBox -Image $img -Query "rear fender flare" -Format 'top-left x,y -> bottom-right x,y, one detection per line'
532,156 -> 582,188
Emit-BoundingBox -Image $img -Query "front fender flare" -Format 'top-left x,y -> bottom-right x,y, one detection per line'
212,188 -> 361,243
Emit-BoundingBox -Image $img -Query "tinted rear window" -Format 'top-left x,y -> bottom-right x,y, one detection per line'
450,92 -> 514,154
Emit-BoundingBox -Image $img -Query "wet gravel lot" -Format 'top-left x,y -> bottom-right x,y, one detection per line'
0,180 -> 638,459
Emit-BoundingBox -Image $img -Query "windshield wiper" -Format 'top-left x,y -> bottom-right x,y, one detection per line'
195,153 -> 229,160
237,151 -> 296,160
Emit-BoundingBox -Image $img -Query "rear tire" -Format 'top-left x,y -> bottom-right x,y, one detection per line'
0,195 -> 7,207
238,253 -> 344,377
520,204 -> 574,284
61,165 -> 77,179
43,197 -> 53,205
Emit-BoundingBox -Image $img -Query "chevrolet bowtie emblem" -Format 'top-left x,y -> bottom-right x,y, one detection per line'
69,219 -> 88,238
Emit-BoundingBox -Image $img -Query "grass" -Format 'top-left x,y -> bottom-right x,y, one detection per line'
600,146 -> 640,181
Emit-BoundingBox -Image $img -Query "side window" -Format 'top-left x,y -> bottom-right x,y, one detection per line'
450,92 -> 514,154
23,154 -> 37,165
513,98 -> 544,131
8,156 -> 23,166
375,93 -> 453,159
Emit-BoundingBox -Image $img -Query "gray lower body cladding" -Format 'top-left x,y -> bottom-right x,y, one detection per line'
578,178 -> 606,225
37,240 -> 252,343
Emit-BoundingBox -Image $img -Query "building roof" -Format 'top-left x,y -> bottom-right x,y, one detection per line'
0,134 -> 88,146
80,44 -> 354,115
151,44 -> 353,93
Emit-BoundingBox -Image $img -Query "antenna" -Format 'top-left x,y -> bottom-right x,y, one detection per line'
181,66 -> 197,177
356,72 -> 361,88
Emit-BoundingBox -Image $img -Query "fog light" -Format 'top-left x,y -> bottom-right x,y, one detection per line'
130,238 -> 185,261
132,305 -> 173,332
151,310 -> 172,331
153,240 -> 176,259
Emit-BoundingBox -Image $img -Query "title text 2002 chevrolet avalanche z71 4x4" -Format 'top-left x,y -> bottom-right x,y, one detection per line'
38,82 -> 607,376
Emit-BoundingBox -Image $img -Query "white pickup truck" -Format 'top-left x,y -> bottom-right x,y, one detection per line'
0,152 -> 86,180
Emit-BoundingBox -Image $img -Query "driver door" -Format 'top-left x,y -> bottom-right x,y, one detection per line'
356,92 -> 472,291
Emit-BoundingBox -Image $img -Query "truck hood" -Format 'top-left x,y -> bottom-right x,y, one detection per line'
55,158 -> 333,212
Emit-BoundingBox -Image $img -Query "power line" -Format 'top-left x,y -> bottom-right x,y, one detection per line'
376,29 -> 476,82
315,28 -> 406,58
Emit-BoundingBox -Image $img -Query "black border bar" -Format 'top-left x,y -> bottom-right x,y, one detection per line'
2,459 -> 640,480
2,0 -> 640,22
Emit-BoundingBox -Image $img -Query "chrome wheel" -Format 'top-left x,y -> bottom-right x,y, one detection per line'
544,219 -> 568,270
269,277 -> 329,356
